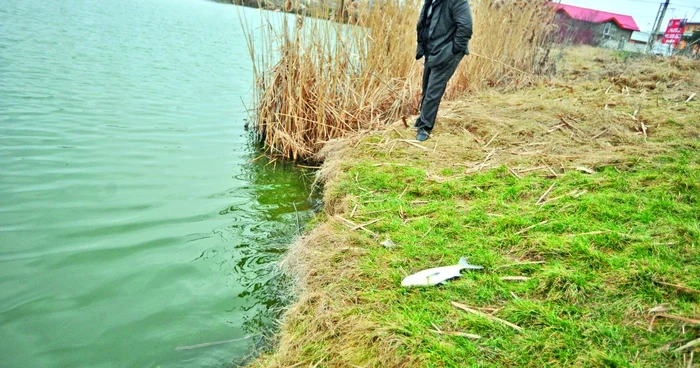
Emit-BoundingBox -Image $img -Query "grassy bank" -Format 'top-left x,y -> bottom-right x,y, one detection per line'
250,48 -> 700,366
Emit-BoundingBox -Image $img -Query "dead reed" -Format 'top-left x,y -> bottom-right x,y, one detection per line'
242,0 -> 556,161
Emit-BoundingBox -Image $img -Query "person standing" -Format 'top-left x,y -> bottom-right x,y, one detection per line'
415,0 -> 473,141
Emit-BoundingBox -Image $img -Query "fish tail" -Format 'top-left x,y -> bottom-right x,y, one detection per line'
459,257 -> 484,269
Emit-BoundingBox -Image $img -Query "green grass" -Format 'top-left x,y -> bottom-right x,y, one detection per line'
326,148 -> 699,367
612,50 -> 646,62
250,47 -> 700,367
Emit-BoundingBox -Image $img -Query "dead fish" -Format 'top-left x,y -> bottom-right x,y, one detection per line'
401,257 -> 483,287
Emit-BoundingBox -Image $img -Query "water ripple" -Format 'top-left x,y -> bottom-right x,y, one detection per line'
0,0 -> 309,367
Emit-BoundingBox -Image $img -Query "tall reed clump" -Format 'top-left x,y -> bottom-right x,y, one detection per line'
241,0 -> 556,161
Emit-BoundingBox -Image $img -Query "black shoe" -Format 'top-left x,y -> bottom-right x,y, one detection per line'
416,128 -> 430,142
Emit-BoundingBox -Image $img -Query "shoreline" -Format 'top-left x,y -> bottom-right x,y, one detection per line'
247,47 -> 700,366
212,0 -> 340,17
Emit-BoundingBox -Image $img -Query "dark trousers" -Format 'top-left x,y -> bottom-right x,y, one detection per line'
415,53 -> 463,132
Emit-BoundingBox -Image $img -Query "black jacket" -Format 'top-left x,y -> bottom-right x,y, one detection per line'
416,0 -> 473,68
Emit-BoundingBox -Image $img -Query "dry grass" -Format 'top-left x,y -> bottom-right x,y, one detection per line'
242,0 -> 556,161
371,46 -> 700,174
248,47 -> 700,367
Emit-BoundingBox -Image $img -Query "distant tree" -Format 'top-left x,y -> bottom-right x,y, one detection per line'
688,30 -> 700,45
554,11 -> 602,46
680,30 -> 700,56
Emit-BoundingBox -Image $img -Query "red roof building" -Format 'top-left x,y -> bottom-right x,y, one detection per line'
551,3 -> 640,48
553,4 -> 640,32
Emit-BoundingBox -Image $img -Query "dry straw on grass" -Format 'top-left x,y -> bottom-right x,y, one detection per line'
242,0 -> 556,161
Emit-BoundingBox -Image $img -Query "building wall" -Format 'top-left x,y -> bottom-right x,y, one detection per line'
604,23 -> 633,42
623,42 -> 647,54
555,13 -> 633,49
595,21 -> 633,49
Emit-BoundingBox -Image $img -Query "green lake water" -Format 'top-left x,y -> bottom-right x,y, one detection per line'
0,0 -> 313,366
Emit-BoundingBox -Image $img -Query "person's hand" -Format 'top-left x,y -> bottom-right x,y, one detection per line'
416,44 -> 425,60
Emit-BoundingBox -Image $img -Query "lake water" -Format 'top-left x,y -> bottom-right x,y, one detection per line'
0,0 -> 312,366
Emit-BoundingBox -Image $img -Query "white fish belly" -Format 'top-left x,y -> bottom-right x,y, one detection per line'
401,267 -> 462,287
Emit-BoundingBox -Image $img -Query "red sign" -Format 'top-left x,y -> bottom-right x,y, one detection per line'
662,19 -> 685,46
